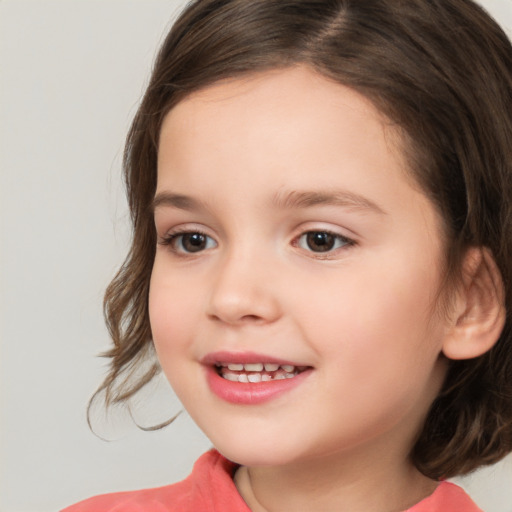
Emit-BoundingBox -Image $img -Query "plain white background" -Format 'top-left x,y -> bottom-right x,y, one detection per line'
1,1 -> 511,511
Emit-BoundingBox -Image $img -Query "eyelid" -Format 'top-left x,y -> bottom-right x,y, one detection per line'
292,227 -> 356,258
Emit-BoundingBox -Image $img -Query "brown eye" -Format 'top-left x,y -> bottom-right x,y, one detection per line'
181,233 -> 208,252
163,231 -> 217,253
298,231 -> 351,253
306,232 -> 335,252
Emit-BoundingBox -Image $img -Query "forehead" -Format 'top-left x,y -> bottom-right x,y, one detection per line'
158,66 -> 409,185
161,66 -> 390,138
169,66 -> 378,111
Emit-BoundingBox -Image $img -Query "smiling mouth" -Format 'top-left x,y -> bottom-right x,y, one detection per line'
215,362 -> 310,383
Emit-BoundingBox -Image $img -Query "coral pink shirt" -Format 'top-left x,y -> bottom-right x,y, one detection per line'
61,449 -> 482,512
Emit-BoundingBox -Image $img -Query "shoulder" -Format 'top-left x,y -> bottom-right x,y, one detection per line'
407,481 -> 483,512
60,449 -> 248,512
59,471 -> 197,512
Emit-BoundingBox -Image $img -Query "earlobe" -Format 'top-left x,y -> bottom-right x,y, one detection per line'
442,247 -> 506,360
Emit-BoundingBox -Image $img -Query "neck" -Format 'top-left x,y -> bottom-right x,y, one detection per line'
234,443 -> 438,512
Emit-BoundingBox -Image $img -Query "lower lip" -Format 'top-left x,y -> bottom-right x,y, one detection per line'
205,366 -> 312,405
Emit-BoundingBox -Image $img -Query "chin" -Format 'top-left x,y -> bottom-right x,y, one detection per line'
217,447 -> 291,467
207,432 -> 308,467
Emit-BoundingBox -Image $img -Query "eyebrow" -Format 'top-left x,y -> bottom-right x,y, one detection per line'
152,189 -> 386,215
271,189 -> 387,215
152,192 -> 208,213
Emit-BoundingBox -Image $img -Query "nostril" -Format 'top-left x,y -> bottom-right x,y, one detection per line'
240,314 -> 263,322
208,313 -> 264,324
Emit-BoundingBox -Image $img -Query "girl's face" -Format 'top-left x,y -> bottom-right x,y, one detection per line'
150,66 -> 451,468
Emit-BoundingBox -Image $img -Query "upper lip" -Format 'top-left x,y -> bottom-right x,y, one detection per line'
201,351 -> 310,367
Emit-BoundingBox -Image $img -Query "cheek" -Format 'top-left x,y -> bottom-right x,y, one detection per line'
148,272 -> 204,400
305,265 -> 446,429
292,249 -> 446,373
148,261 -> 199,362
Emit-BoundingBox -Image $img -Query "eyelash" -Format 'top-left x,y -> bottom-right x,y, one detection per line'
158,229 -> 355,257
294,230 -> 355,257
158,229 -> 216,255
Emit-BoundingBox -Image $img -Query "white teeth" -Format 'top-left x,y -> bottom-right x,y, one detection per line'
221,370 -> 299,382
218,361 -> 304,383
244,363 -> 264,371
222,362 -> 297,372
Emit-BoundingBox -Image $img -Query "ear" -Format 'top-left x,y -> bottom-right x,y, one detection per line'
442,247 -> 506,360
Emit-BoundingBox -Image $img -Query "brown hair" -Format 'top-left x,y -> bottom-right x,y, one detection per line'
93,0 -> 512,479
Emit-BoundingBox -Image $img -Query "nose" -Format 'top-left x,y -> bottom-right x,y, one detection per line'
206,251 -> 282,326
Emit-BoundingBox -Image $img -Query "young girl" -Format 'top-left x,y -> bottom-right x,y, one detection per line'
63,0 -> 512,510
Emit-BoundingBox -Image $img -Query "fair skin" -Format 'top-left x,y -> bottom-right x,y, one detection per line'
149,66 -> 472,511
